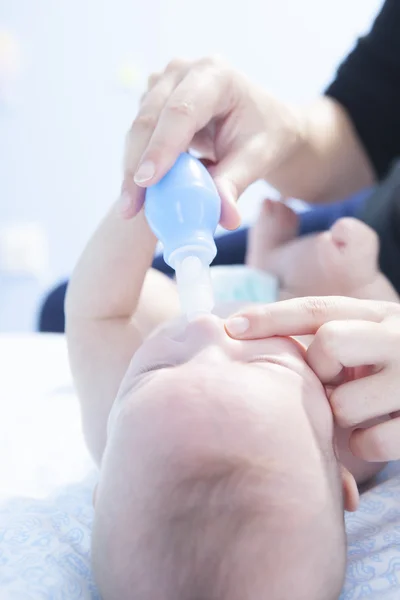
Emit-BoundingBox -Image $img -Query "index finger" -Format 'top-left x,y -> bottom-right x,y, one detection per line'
225,296 -> 400,339
134,60 -> 235,188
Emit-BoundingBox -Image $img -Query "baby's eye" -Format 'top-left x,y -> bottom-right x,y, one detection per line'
136,363 -> 174,376
247,355 -> 288,370
247,356 -> 270,365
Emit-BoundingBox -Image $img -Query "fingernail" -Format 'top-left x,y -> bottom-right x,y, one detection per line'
225,316 -> 250,336
134,160 -> 155,184
118,191 -> 132,216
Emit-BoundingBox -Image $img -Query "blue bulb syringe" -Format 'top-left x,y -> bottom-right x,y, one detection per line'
145,153 -> 221,321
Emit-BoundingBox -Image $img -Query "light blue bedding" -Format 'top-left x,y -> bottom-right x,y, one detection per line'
2,467 -> 400,598
0,474 -> 99,600
343,462 -> 400,599
2,299 -> 400,598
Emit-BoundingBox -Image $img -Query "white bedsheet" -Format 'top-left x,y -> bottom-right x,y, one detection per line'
0,334 -> 94,501
1,334 -> 400,599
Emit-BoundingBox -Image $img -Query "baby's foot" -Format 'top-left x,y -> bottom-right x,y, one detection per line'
246,199 -> 298,270
321,217 -> 378,280
318,218 -> 398,301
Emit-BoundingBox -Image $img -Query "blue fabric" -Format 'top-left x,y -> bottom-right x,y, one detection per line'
149,189 -> 374,277
298,188 -> 372,235
37,190 -> 372,333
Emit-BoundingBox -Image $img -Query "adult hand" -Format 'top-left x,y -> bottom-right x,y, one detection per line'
226,296 -> 400,462
120,56 -> 304,229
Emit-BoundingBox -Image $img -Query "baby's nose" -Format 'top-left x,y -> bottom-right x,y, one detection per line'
185,314 -> 227,342
168,314 -> 233,354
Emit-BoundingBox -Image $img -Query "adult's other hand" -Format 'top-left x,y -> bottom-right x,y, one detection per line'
226,296 -> 400,462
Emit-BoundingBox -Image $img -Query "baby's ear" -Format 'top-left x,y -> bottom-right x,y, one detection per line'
340,465 -> 359,512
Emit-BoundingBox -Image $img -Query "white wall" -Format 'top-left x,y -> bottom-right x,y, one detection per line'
0,0 -> 383,323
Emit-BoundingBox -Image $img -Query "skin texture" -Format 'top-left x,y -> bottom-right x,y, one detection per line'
246,199 -> 399,303
92,317 -> 348,600
227,207 -> 400,464
120,57 -> 374,227
66,188 -> 391,599
244,201 -> 400,477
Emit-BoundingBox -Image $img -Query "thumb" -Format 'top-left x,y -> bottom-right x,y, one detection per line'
212,176 -> 242,230
210,150 -> 264,230
119,178 -> 146,219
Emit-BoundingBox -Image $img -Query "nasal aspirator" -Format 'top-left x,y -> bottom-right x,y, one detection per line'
145,153 -> 221,321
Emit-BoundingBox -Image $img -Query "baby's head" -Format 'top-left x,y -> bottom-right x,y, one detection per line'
92,315 -> 357,600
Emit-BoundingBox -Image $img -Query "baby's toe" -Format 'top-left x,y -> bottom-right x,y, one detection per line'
330,218 -> 379,260
319,218 -> 379,288
246,200 -> 298,269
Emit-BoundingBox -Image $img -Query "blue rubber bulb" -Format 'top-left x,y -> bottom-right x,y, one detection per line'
145,152 -> 221,320
145,152 -> 221,266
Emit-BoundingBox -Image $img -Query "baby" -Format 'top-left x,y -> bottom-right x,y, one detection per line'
66,196 -> 398,600
246,198 -> 398,304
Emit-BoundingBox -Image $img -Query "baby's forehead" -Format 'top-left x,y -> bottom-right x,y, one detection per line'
172,362 -> 332,452
118,363 -> 332,488
145,360 -> 311,428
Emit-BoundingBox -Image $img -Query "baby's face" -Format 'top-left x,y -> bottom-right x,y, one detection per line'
107,315 -> 342,498
107,314 -> 346,514
112,314 -> 332,451
130,314 -> 308,376
94,315 -> 350,600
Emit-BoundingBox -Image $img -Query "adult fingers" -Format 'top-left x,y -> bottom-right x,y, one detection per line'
121,59 -> 190,216
328,371 -> 399,428
225,296 -> 400,339
350,418 -> 400,462
133,58 -> 237,189
306,319 -> 399,383
208,150 -> 264,230
147,71 -> 162,90
209,131 -> 284,229
138,71 -> 163,104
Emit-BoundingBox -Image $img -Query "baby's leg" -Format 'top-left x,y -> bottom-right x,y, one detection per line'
249,200 -> 399,302
322,218 -> 399,302
246,199 -> 298,270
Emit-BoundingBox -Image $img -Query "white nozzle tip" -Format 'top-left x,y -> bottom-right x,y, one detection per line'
175,254 -> 214,321
181,255 -> 203,279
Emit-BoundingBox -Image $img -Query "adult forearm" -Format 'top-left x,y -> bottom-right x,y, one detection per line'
266,97 -> 376,204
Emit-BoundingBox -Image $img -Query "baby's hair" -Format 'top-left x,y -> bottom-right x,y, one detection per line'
127,452 -> 345,600
93,391 -> 347,600
144,454 -> 270,600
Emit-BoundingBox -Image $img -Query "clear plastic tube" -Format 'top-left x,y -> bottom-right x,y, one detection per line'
174,254 -> 214,321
